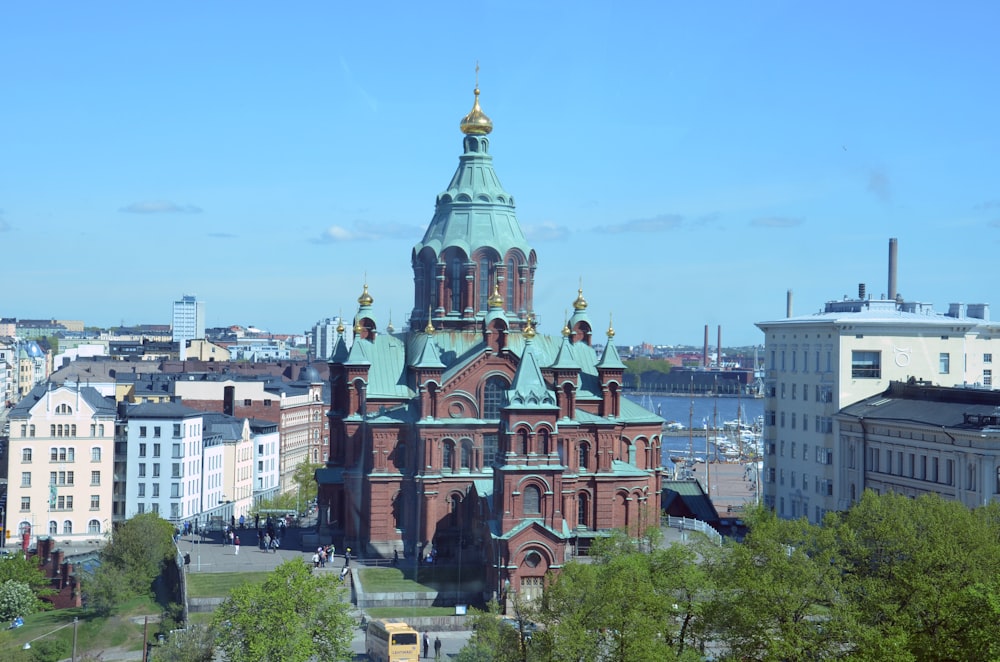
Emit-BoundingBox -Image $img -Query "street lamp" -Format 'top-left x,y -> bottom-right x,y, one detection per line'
23,617 -> 78,660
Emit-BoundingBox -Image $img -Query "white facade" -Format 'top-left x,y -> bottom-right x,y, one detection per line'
121,403 -> 204,523
250,420 -> 281,503
7,384 -> 117,546
311,317 -> 352,361
758,294 -> 999,523
172,295 -> 205,346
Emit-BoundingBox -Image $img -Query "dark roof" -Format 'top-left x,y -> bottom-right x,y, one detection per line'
840,380 -> 1000,430
126,401 -> 203,419
661,479 -> 720,524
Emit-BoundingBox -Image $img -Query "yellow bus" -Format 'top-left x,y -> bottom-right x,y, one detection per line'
365,619 -> 420,662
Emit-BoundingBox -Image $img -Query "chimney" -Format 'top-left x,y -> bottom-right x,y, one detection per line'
717,325 -> 722,368
703,325 -> 709,368
888,237 -> 898,301
786,289 -> 794,318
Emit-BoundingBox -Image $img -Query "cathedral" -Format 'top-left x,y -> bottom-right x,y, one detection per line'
316,82 -> 663,602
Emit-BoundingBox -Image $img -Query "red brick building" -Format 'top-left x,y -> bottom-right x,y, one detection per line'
317,87 -> 663,602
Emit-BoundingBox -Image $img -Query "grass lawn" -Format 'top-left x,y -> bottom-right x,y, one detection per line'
358,566 -> 485,593
186,571 -> 270,598
0,594 -> 162,660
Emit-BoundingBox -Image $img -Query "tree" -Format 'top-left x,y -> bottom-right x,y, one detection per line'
211,559 -> 353,662
150,625 -> 216,662
292,461 -> 322,506
456,600 -> 525,662
0,553 -> 55,614
0,580 -> 41,621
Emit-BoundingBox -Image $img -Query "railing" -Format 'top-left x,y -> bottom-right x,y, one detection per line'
663,516 -> 723,545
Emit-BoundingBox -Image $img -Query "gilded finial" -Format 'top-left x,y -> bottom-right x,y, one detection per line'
353,318 -> 364,335
425,307 -> 435,335
562,310 -> 571,337
607,313 -> 615,339
572,284 -> 588,311
336,311 -> 345,334
386,311 -> 394,334
488,279 -> 504,309
524,316 -> 536,340
358,282 -> 373,306
460,63 -> 493,135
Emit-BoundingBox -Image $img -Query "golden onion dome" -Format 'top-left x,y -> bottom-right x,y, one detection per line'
357,283 -> 373,306
336,318 -> 345,334
488,282 -> 504,308
460,86 -> 493,135
386,313 -> 394,334
572,287 -> 588,311
524,316 -> 536,339
353,319 -> 364,335
607,314 -> 615,339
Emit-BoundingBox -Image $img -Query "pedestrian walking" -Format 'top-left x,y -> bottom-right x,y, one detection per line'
264,533 -> 272,552
234,535 -> 240,555
434,635 -> 441,660
423,632 -> 430,659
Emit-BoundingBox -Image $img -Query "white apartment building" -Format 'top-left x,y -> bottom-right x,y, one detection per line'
249,419 -> 281,505
758,276 -> 999,523
120,402 -> 205,523
202,413 -> 254,528
7,384 -> 117,546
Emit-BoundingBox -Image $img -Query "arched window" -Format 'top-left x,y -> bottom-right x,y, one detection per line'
449,258 -> 463,312
578,442 -> 589,470
483,376 -> 507,419
506,259 -> 516,310
478,256 -> 491,311
63,520 -> 72,534
523,485 -> 541,515
88,520 -> 101,534
539,429 -> 550,455
461,441 -> 472,470
577,493 -> 589,527
91,447 -> 101,462
49,521 -> 57,535
520,429 -> 530,455
442,441 -> 454,471
22,448 -> 32,463
451,494 -> 461,526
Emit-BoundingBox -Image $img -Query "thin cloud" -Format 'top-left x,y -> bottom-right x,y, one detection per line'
312,221 -> 421,243
751,216 -> 803,228
120,201 -> 203,214
524,221 -> 570,241
974,200 -> 1000,211
694,212 -> 721,226
867,169 -> 891,203
594,214 -> 683,234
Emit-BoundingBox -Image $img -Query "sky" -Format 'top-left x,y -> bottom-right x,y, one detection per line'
2,2 -> 999,347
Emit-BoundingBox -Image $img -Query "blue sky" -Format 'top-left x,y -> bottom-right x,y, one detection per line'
2,2 -> 998,347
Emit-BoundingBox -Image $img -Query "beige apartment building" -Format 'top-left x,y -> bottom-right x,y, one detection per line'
7,384 -> 117,546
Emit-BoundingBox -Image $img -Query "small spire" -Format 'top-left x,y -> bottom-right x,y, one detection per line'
386,311 -> 394,334
607,313 -> 615,339
459,63 -> 493,136
562,310 -> 571,337
336,316 -> 345,334
425,307 -> 435,335
488,279 -> 504,309
354,318 -> 364,335
358,283 -> 373,306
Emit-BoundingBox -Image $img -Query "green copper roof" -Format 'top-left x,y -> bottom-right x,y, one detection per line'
414,132 -> 532,260
506,338 -> 558,410
597,340 -> 626,370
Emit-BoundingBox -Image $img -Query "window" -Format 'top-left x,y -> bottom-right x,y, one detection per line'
483,376 -> 507,419
442,442 -> 453,471
264,399 -> 272,406
30,425 -> 35,437
172,443 -> 181,458
483,434 -> 498,467
153,464 -> 160,477
22,448 -> 31,463
171,483 -> 181,498
172,463 -> 181,478
578,442 -> 589,470
153,443 -> 161,458
243,399 -> 252,407
89,519 -> 101,533
63,521 -> 72,534
91,495 -> 100,510
50,448 -> 58,461
577,493 -> 589,527
21,472 -> 31,487
139,443 -> 147,457
173,423 -> 181,438
986,369 -> 993,387
138,484 -> 145,497
20,497 -> 29,511
852,351 -> 881,378
154,426 -> 161,438
939,353 -> 950,374
523,485 -> 541,515
986,353 -> 993,364
460,442 -> 472,470
138,463 -> 146,477
140,426 -> 147,438
152,484 -> 160,498
91,471 -> 101,486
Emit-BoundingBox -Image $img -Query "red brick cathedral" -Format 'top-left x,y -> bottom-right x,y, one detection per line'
317,84 -> 663,601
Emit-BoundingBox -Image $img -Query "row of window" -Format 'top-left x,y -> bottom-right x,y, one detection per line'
768,412 -> 833,433
19,495 -> 101,511
16,520 -> 104,536
771,349 -> 834,373
21,447 -> 103,463
769,468 -> 835,496
135,483 -> 184,498
17,424 -> 106,437
20,470 -> 102,487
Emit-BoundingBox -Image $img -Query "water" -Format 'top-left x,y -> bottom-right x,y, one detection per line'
624,393 -> 765,464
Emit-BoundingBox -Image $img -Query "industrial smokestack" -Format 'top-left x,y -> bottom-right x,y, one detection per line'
703,325 -> 709,368
786,289 -> 793,318
888,237 -> 898,301
717,325 -> 722,369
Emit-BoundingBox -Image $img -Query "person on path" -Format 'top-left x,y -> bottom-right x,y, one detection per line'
434,635 -> 442,660
423,632 -> 430,659
264,533 -> 272,552
234,534 -> 240,555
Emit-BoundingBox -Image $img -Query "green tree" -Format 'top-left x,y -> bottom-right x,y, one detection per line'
83,562 -> 129,617
211,559 -> 353,662
100,513 -> 177,595
0,580 -> 41,620
150,624 -> 216,662
292,461 -> 322,506
836,491 -> 1000,661
456,600 -> 525,662
0,553 -> 55,615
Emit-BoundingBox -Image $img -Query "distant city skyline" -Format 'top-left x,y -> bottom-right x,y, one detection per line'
2,3 -> 999,347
